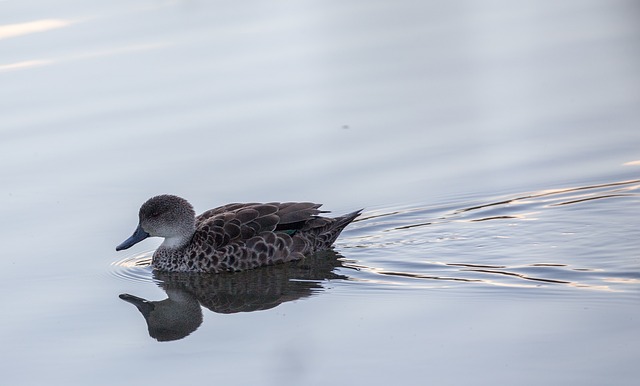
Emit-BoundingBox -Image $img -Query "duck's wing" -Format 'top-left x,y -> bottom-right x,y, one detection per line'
196,203 -> 260,225
194,202 -> 325,247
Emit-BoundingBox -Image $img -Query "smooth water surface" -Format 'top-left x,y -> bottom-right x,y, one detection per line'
1,1 -> 639,385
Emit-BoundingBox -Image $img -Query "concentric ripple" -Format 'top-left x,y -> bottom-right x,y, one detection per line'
110,250 -> 155,283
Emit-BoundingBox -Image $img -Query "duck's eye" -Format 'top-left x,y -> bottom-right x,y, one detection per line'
150,211 -> 161,218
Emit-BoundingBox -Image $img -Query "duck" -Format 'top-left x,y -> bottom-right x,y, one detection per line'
116,195 -> 361,273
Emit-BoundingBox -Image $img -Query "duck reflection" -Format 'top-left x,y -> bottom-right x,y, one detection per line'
120,250 -> 348,341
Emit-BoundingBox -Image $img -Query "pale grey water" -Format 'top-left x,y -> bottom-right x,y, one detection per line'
1,0 -> 639,385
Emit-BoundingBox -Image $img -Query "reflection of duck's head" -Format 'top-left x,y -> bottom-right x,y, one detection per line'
119,289 -> 203,342
120,250 -> 351,341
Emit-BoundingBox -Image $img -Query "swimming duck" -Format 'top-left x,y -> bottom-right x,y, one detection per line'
116,195 -> 361,273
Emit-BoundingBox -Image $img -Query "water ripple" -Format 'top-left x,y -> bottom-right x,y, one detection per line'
110,251 -> 155,283
339,179 -> 640,294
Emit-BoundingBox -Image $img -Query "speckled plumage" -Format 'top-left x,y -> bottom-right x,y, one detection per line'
116,195 -> 361,273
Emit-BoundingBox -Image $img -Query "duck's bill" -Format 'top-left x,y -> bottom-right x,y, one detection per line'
116,225 -> 150,251
119,293 -> 155,314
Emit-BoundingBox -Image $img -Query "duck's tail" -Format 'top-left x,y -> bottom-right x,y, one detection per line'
323,208 -> 363,246
334,209 -> 363,228
292,208 -> 362,254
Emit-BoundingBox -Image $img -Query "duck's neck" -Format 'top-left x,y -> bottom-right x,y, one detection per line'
160,235 -> 190,250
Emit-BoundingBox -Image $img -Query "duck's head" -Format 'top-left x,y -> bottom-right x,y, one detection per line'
116,195 -> 196,251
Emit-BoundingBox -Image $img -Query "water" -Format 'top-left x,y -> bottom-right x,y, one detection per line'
1,0 -> 639,385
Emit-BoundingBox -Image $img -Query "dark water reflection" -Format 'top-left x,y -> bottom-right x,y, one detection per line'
119,250 -> 347,341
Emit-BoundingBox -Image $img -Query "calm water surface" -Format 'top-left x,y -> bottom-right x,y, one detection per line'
1,1 -> 639,385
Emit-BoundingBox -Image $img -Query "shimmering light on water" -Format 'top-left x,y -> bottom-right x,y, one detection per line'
0,18 -> 72,40
0,59 -> 53,72
1,0 -> 639,385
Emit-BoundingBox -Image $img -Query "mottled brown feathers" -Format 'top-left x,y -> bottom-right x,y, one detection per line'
125,196 -> 362,273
